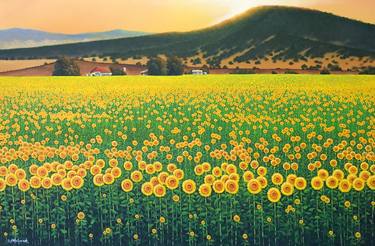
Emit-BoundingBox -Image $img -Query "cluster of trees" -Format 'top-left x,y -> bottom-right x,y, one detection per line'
52,57 -> 80,76
53,57 -> 127,76
109,66 -> 126,76
320,69 -> 331,74
301,63 -> 343,72
359,66 -> 375,74
284,70 -> 298,74
231,69 -> 256,74
52,56 -> 185,76
147,56 -> 184,75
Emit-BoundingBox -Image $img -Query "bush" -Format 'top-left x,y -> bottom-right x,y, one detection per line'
167,56 -> 184,75
231,69 -> 256,74
284,70 -> 298,74
320,69 -> 331,74
110,66 -> 126,76
359,66 -> 375,74
147,57 -> 167,75
309,65 -> 321,70
192,57 -> 202,65
146,56 -> 185,76
202,65 -> 210,74
327,63 -> 342,71
52,57 -> 80,76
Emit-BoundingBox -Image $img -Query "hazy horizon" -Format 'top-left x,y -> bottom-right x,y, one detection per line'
0,0 -> 374,34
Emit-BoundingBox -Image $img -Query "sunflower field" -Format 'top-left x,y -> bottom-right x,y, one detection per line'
0,75 -> 374,245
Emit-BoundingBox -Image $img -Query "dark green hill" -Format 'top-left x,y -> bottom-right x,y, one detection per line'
1,6 -> 374,67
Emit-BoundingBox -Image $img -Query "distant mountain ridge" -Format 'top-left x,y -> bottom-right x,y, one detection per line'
0,6 -> 374,70
0,28 -> 149,49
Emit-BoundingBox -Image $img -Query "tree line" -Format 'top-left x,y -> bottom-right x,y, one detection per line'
52,56 -> 185,76
146,56 -> 184,75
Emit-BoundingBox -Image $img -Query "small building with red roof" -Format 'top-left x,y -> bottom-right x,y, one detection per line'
88,67 -> 112,76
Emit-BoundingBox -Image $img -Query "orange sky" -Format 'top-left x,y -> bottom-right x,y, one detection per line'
0,0 -> 374,34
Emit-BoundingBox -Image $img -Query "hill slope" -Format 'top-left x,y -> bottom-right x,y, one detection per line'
0,28 -> 149,49
0,60 -> 145,76
0,6 -> 374,69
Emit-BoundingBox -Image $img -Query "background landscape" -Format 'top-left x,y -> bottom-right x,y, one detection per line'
0,2 -> 374,75
0,1 -> 374,245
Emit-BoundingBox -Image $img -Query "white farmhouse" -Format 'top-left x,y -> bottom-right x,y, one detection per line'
88,67 -> 112,76
140,69 -> 148,76
191,69 -> 207,75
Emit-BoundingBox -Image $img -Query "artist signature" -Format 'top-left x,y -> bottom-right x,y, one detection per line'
7,238 -> 29,244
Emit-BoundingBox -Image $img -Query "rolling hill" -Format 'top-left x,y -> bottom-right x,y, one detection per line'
0,28 -> 149,49
0,6 -> 374,69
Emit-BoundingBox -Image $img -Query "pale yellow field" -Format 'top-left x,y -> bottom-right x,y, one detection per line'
0,59 -> 56,72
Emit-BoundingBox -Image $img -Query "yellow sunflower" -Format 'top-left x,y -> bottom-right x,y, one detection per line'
5,173 -> 18,187
30,176 -> 42,189
317,169 -> 329,181
224,180 -> 239,194
42,177 -> 53,189
165,175 -> 179,190
0,178 -> 6,191
61,178 -> 73,191
366,175 -> 375,190
71,176 -> 84,189
353,178 -> 365,191
103,173 -> 115,185
294,177 -> 307,190
153,184 -> 166,198
326,176 -> 339,189
212,167 -> 222,177
204,174 -> 215,185
130,170 -> 143,183
247,179 -> 262,194
271,173 -> 284,186
182,179 -> 196,194
257,166 -> 267,176
256,176 -> 268,189
332,169 -> 344,180
281,182 -> 294,196
194,165 -> 204,176
338,179 -> 351,193
267,187 -> 281,203
141,182 -> 153,196
18,179 -> 30,192
198,183 -> 212,197
311,176 -> 323,190
242,171 -> 254,183
93,174 -> 104,187
121,179 -> 133,192
212,180 -> 225,194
